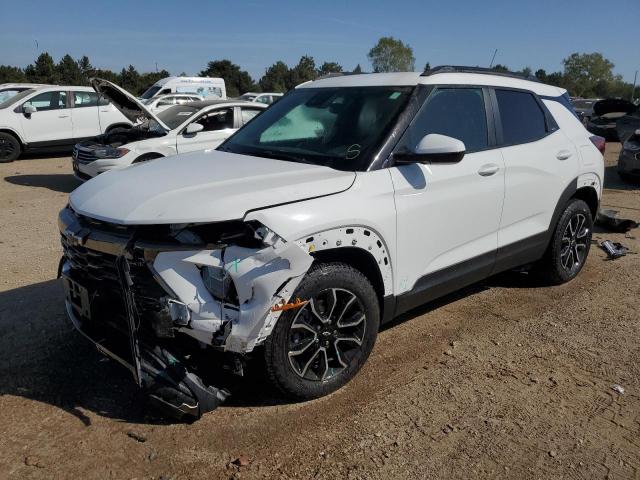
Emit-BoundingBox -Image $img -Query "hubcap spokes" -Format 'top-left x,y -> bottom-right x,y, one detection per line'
560,213 -> 589,273
288,288 -> 366,382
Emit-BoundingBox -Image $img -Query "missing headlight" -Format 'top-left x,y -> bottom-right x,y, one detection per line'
201,265 -> 237,303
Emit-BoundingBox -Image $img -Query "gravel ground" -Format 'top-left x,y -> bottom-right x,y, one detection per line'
0,145 -> 638,480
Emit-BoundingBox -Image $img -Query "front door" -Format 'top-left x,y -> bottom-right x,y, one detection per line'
176,107 -> 236,153
390,87 -> 505,303
19,90 -> 73,144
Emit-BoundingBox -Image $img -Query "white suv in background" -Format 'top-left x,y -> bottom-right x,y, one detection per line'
239,92 -> 284,104
142,93 -> 203,113
0,85 -> 130,162
59,67 -> 604,419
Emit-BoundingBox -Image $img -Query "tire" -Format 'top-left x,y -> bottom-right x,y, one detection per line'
618,172 -> 639,184
264,262 -> 380,400
540,199 -> 593,285
0,132 -> 21,163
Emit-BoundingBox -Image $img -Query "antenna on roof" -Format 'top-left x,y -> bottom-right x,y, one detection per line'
489,49 -> 498,68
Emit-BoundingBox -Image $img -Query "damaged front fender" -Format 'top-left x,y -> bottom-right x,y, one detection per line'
152,236 -> 313,353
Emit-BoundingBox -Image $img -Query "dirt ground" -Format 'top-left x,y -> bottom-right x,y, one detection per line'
0,145 -> 638,480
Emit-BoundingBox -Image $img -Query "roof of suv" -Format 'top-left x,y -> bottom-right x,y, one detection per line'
299,71 -> 566,97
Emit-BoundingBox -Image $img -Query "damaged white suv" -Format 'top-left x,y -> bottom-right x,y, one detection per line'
59,67 -> 604,419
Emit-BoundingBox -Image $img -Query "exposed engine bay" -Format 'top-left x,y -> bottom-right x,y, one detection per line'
58,206 -> 313,420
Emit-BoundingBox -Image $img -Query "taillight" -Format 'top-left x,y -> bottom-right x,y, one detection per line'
590,135 -> 606,155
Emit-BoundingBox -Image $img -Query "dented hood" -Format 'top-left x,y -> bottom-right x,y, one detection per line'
69,150 -> 356,225
91,78 -> 170,130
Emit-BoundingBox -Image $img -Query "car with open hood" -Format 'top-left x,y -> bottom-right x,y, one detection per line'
59,67 -> 604,420
72,79 -> 267,180
586,98 -> 637,141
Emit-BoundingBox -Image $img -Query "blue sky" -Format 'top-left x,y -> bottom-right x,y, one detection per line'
2,0 -> 639,82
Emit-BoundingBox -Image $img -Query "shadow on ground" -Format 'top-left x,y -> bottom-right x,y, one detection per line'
4,173 -> 80,193
0,270 -> 550,423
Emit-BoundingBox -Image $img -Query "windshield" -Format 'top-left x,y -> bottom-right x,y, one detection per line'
0,89 -> 35,109
140,85 -> 162,100
156,104 -> 199,129
220,86 -> 412,171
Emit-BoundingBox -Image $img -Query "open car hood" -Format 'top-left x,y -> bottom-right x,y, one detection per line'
91,78 -> 170,131
69,150 -> 356,225
617,112 -> 640,145
593,98 -> 636,117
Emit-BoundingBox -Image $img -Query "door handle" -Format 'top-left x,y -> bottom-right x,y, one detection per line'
478,164 -> 500,176
58,115 -> 69,118
556,150 -> 572,160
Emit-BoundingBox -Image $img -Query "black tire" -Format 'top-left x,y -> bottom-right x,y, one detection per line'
133,153 -> 163,164
264,262 -> 380,400
0,132 -> 21,163
540,199 -> 593,284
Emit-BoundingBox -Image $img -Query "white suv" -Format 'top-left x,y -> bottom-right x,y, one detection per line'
59,67 -> 604,419
0,85 -> 130,162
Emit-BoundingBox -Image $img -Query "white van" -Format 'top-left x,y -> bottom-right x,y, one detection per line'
140,77 -> 226,101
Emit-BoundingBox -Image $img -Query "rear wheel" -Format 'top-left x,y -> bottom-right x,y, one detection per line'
264,262 -> 380,400
0,132 -> 21,163
539,199 -> 593,284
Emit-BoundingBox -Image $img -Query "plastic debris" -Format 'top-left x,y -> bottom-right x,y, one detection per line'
600,240 -> 628,259
611,384 -> 625,395
596,209 -> 639,233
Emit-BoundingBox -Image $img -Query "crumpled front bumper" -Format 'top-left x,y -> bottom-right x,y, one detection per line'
58,205 -> 314,419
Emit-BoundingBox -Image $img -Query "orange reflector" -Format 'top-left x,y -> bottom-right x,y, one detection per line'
271,298 -> 309,312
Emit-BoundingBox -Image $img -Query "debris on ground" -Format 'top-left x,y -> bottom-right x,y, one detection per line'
230,455 -> 251,467
611,384 -> 625,394
596,209 -> 639,233
126,430 -> 148,443
600,240 -> 628,259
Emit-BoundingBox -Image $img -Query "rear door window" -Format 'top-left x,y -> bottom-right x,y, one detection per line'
241,107 -> 263,125
495,89 -> 547,145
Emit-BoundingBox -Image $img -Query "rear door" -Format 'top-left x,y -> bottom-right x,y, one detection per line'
390,86 -> 505,298
176,106 -> 236,153
19,90 -> 73,144
70,91 -> 102,139
493,88 -> 578,254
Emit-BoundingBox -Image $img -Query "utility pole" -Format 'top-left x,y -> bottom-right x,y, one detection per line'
631,70 -> 638,103
155,62 -> 158,73
489,49 -> 498,68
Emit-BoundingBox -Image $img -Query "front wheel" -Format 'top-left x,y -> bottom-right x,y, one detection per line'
264,262 -> 380,400
540,199 -> 593,284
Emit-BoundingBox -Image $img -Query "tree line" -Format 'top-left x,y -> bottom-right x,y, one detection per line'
0,37 -> 636,100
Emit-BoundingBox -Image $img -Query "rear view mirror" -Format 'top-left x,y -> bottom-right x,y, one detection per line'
23,104 -> 37,116
185,122 -> 204,135
395,133 -> 466,164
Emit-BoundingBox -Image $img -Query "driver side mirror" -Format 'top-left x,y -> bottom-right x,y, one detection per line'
184,122 -> 204,135
394,134 -> 466,164
23,104 -> 37,117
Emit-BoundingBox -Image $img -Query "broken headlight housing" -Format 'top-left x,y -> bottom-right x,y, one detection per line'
94,146 -> 130,159
201,265 -> 235,302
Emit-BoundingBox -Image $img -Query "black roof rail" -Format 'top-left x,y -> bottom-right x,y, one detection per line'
316,71 -> 368,81
422,65 -> 540,83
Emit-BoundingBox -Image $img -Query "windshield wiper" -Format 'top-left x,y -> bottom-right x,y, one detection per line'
247,149 -> 315,165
